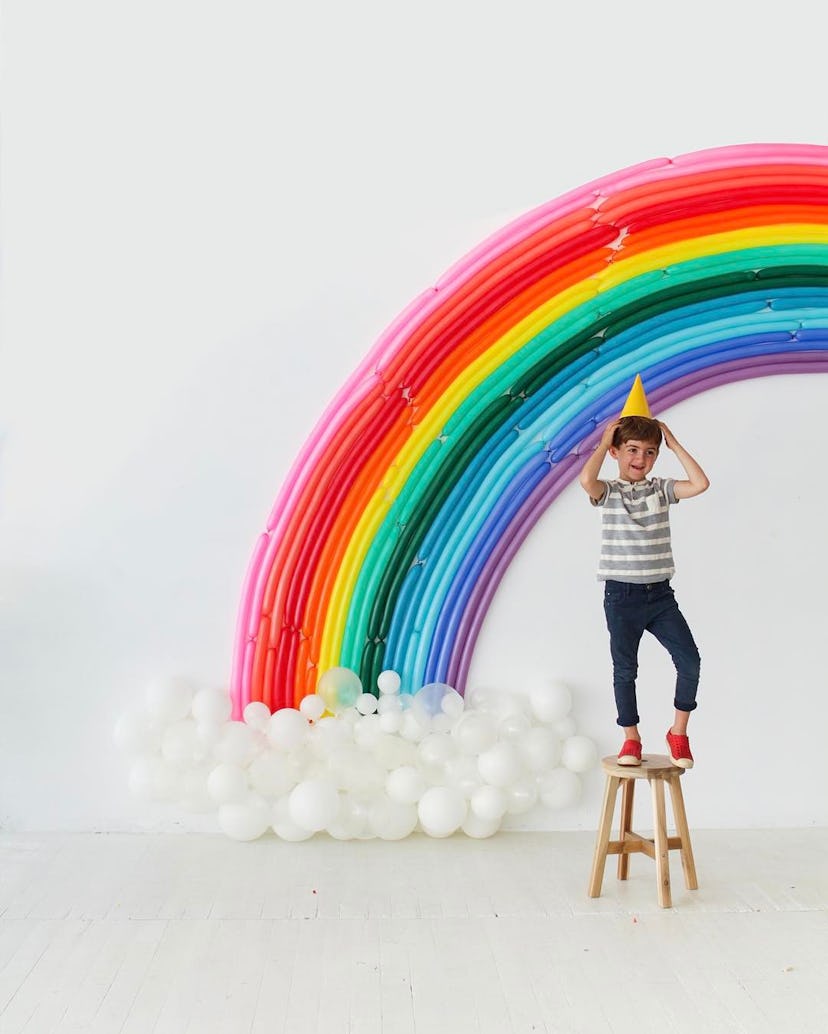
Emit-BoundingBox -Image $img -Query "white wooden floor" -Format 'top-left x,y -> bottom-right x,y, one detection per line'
1,829 -> 827,1034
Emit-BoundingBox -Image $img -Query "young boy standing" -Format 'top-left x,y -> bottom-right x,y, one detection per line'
578,397 -> 710,768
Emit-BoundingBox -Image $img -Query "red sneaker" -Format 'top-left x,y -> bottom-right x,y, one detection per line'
617,739 -> 642,766
666,730 -> 694,769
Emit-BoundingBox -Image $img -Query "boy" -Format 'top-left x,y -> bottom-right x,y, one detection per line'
579,411 -> 710,768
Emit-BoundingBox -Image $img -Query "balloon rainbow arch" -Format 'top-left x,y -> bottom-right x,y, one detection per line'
231,143 -> 828,719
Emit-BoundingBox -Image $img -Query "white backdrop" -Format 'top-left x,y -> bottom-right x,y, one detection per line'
2,0 -> 826,832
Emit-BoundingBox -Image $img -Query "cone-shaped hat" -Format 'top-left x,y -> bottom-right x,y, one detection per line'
619,374 -> 652,418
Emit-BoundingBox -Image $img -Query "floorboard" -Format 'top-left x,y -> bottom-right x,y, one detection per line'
0,830 -> 826,1034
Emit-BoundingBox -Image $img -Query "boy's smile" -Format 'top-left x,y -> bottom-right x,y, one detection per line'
609,438 -> 659,482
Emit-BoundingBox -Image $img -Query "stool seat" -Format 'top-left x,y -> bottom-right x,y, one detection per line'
588,753 -> 698,908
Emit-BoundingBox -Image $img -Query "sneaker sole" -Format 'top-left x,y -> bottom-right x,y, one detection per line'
667,756 -> 694,769
617,755 -> 642,766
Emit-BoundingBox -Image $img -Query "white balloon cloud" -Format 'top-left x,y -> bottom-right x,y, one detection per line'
116,669 -> 598,841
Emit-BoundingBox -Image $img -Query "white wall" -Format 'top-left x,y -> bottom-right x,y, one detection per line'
2,0 -> 826,832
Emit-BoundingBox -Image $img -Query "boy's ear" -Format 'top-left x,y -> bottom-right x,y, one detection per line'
608,445 -> 619,459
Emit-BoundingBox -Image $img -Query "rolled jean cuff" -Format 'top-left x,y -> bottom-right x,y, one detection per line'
616,712 -> 640,728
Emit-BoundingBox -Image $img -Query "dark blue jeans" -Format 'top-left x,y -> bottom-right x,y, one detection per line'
603,580 -> 700,728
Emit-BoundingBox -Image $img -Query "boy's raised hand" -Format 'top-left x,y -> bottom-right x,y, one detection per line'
658,421 -> 677,450
656,421 -> 710,498
599,419 -> 621,449
579,418 -> 620,500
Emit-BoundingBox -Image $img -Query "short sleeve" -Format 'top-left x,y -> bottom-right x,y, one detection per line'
589,481 -> 611,507
658,477 -> 679,505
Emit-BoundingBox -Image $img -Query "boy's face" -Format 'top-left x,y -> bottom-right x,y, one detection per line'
609,438 -> 659,482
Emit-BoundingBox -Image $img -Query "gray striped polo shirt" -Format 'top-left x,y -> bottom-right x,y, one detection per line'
591,477 -> 679,582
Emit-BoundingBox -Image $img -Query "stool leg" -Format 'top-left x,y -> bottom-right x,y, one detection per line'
667,774 -> 698,891
616,778 -> 635,880
588,775 -> 621,898
651,777 -> 672,908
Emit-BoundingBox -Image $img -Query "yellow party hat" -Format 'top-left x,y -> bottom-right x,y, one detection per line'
619,374 -> 652,418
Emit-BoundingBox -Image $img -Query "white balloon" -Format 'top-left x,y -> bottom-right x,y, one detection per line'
243,701 -> 271,730
336,753 -> 385,795
272,797 -> 315,841
452,713 -> 497,755
179,766 -> 214,812
161,719 -> 202,766
561,735 -> 599,773
369,796 -> 418,840
191,686 -> 232,725
289,779 -> 340,832
377,695 -> 402,715
491,693 -> 528,720
152,762 -> 179,800
145,676 -> 196,723
418,786 -> 467,838
417,733 -> 456,768
353,714 -> 382,750
462,811 -> 502,839
307,716 -> 350,755
219,793 -> 270,841
519,726 -> 562,772
444,755 -> 481,798
463,685 -> 498,712
373,733 -> 413,770
386,765 -> 427,804
477,742 -> 522,788
299,694 -> 327,722
325,794 -> 372,840
430,713 -> 454,734
326,744 -> 361,789
356,693 -> 379,715
195,721 -> 223,751
441,689 -> 465,719
377,669 -> 401,695
555,716 -> 577,738
538,768 -> 582,809
215,721 -> 264,766
207,762 -> 249,804
528,678 -> 572,724
267,708 -> 308,750
505,778 -> 538,815
499,712 -> 532,739
248,751 -> 296,797
470,784 -> 507,821
113,711 -> 161,756
400,711 -> 428,743
378,710 -> 403,734
128,757 -> 178,801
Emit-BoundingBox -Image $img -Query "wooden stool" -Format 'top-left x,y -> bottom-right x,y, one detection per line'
588,754 -> 698,908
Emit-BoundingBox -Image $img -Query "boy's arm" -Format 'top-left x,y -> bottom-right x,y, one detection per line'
658,422 -> 710,499
578,419 -> 620,502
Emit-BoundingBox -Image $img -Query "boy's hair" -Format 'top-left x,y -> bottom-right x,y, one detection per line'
612,415 -> 662,449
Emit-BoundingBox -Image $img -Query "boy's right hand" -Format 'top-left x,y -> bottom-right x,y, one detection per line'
599,419 -> 621,450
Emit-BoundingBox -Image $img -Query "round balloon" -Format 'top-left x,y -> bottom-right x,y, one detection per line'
377,669 -> 401,695
528,679 -> 572,724
317,666 -> 363,713
219,794 -> 270,841
289,779 -> 340,832
561,735 -> 599,773
417,786 -> 467,838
